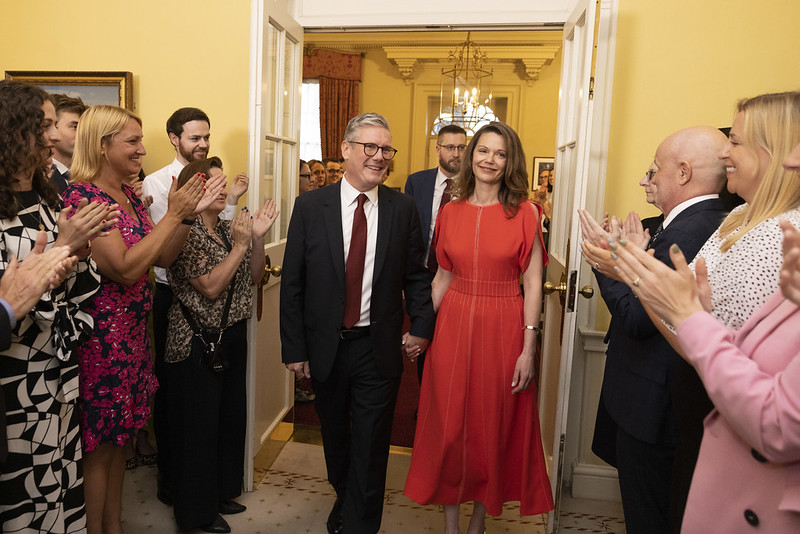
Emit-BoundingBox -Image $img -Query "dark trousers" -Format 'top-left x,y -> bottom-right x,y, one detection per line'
152,283 -> 173,486
616,425 -> 674,534
312,336 -> 401,534
164,320 -> 247,531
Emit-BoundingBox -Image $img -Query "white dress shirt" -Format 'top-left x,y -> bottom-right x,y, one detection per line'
340,175 -> 379,327
426,168 -> 451,257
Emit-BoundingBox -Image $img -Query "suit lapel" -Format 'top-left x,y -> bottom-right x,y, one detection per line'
322,182 -> 346,288
420,169 -> 436,232
373,185 -> 393,283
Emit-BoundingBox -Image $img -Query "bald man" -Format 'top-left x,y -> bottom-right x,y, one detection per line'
583,126 -> 728,534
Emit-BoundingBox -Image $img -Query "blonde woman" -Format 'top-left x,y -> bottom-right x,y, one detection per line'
64,105 -> 223,534
690,91 -> 800,330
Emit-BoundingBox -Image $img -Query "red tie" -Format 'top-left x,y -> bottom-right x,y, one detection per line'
427,179 -> 452,272
343,194 -> 368,328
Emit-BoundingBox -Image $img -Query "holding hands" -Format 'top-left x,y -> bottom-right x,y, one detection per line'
402,332 -> 430,361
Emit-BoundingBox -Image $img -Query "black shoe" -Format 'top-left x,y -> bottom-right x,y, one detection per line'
218,499 -> 247,515
157,487 -> 174,506
201,514 -> 231,533
327,498 -> 343,534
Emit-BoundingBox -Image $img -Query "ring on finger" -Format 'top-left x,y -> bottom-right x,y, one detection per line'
632,276 -> 641,287
593,262 -> 599,270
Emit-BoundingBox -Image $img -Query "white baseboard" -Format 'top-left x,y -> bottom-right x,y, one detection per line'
570,463 -> 621,501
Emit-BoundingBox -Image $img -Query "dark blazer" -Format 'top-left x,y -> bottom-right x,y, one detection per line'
50,165 -> 69,195
404,168 -> 438,250
0,297 -> 9,463
280,181 -> 435,382
595,198 -> 726,448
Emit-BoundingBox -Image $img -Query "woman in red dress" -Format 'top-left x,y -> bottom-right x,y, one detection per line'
404,122 -> 554,533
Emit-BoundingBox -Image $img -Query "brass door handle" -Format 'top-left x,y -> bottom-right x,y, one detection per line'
262,254 -> 282,284
578,285 -> 594,299
543,281 -> 567,296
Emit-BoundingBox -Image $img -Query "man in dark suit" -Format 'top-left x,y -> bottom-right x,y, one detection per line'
404,124 -> 466,380
281,113 -> 435,534
582,126 -> 729,534
48,94 -> 87,194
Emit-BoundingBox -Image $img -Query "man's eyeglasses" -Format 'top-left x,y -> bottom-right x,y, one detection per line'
349,141 -> 398,160
438,144 -> 467,152
299,173 -> 313,180
644,169 -> 656,181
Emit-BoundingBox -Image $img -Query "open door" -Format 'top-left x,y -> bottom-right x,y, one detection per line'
243,0 -> 304,489
538,0 -> 618,531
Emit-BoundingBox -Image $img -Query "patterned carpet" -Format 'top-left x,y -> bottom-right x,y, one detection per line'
121,441 -> 625,533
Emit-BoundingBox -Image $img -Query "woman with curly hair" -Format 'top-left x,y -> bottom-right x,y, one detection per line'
0,80 -> 112,532
404,122 -> 554,533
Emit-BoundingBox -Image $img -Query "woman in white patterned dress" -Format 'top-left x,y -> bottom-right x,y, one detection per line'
0,80 -> 114,533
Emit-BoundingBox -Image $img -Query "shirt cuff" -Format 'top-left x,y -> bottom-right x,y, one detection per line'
0,297 -> 16,328
220,202 -> 237,221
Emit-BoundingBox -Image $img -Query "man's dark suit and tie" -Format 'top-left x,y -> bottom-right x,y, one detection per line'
583,126 -> 730,533
404,124 -> 465,380
280,113 -> 434,534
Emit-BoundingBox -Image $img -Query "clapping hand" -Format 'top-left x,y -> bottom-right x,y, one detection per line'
0,231 -> 76,319
166,173 -> 206,219
621,211 -> 651,250
251,199 -> 279,240
227,173 -> 249,206
57,199 -> 121,253
230,208 -> 253,250
194,172 -> 227,214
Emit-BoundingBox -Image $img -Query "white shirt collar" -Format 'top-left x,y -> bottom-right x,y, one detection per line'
663,194 -> 719,228
52,158 -> 69,174
341,173 -> 378,207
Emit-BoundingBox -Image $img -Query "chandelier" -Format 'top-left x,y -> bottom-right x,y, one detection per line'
436,32 -> 495,135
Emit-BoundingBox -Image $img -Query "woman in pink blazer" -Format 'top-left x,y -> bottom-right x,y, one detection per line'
605,137 -> 800,532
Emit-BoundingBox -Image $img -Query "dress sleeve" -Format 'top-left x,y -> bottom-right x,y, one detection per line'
520,201 -> 549,273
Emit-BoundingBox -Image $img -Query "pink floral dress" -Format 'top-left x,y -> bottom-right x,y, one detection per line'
63,182 -> 158,452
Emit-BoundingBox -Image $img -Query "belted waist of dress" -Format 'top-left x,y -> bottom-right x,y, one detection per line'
449,276 -> 521,297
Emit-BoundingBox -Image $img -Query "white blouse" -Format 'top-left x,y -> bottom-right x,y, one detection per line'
691,205 -> 800,331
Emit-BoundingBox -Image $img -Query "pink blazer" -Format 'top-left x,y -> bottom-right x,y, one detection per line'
677,292 -> 800,533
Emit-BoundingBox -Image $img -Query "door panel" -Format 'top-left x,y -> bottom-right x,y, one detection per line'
538,0 -> 618,530
245,0 -> 303,490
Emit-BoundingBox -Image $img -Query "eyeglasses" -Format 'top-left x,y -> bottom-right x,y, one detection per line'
438,144 -> 468,152
644,169 -> 656,181
299,173 -> 313,179
348,141 -> 398,160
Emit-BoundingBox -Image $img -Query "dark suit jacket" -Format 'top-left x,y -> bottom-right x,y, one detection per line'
280,181 -> 435,382
594,198 -> 726,450
404,168 -> 438,250
50,165 -> 69,195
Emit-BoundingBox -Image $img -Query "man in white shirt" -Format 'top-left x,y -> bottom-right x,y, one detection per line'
142,107 -> 242,506
49,94 -> 87,194
403,124 -> 466,380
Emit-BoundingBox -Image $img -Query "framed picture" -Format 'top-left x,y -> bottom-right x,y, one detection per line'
532,156 -> 554,190
4,71 -> 134,110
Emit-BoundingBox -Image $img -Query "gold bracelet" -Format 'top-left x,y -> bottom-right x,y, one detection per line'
523,324 -> 539,332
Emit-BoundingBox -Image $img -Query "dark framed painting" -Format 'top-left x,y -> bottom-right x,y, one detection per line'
532,156 -> 554,190
4,71 -> 134,110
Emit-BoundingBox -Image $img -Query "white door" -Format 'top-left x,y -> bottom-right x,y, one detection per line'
538,0 -> 618,531
244,0 -> 304,489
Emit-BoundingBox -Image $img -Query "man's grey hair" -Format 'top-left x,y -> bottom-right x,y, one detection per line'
343,113 -> 390,142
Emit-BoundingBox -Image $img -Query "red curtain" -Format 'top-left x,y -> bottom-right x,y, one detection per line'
303,50 -> 361,159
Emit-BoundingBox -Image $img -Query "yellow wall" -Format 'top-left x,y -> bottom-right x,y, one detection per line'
1,1 -> 251,177
594,0 -> 800,327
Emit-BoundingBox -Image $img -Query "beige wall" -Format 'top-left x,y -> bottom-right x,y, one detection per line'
1,1 -> 251,176
593,0 -> 800,327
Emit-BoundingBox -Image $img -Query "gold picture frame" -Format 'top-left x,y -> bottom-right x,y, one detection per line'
4,71 -> 134,110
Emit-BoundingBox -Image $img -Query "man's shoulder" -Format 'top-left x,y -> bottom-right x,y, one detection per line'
144,160 -> 182,186
406,167 -> 437,183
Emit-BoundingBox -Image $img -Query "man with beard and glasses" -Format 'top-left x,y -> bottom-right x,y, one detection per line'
142,107 -> 245,509
404,124 -> 467,380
